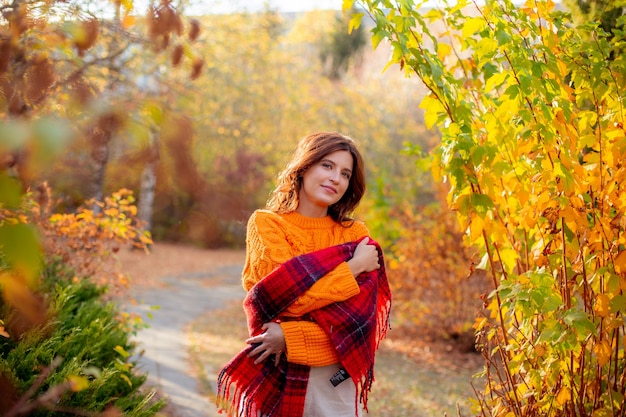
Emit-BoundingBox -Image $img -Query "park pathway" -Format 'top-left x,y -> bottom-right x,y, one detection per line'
124,264 -> 244,417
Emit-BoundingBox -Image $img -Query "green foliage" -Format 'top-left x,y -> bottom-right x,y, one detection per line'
353,0 -> 626,415
0,262 -> 164,416
319,7 -> 368,80
565,0 -> 625,37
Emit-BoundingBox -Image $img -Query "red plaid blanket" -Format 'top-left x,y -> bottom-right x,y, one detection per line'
216,238 -> 391,417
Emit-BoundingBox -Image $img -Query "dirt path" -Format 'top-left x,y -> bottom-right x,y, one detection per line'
116,243 -> 246,417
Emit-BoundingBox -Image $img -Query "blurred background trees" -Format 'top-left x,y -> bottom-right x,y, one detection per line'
23,4 -> 433,248
0,0 -> 201,413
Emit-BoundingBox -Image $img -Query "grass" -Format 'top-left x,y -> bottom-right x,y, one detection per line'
187,300 -> 483,417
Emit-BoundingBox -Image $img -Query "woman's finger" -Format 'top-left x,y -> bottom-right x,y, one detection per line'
254,348 -> 274,365
247,343 -> 264,357
274,350 -> 282,366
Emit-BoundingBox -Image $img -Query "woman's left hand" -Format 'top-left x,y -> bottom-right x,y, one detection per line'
246,322 -> 286,366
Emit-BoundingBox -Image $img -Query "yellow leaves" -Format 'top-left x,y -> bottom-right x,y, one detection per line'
120,374 -> 133,388
604,127 -> 626,169
556,59 -> 569,79
342,0 -> 356,13
114,345 -> 131,359
485,71 -> 510,93
469,215 -> 485,244
348,12 -> 363,34
419,94 -> 447,129
593,339 -> 612,367
3,185 -> 150,297
605,315 -> 624,332
68,375 -> 89,392
143,101 -> 164,125
553,160 -> 575,193
577,110 -> 598,134
498,248 -> 519,274
363,0 -> 626,413
462,17 -> 487,39
104,207 -> 120,217
437,42 -> 452,62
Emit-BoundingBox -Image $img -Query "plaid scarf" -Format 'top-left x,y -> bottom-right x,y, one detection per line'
216,237 -> 391,417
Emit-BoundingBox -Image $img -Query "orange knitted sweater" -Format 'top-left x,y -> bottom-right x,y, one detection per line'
242,209 -> 369,367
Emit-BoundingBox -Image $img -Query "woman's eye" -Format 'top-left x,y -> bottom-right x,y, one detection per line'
322,163 -> 332,169
342,172 -> 351,179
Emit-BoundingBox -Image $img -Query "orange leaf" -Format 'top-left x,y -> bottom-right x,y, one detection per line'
474,317 -> 488,331
594,294 -> 610,318
0,326 -> 9,338
556,386 -> 571,405
122,15 -> 135,28
614,250 -> 626,275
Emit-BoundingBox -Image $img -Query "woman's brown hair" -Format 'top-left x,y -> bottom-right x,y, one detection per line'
266,131 -> 366,224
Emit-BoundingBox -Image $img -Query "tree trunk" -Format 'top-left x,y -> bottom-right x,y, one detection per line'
86,113 -> 120,213
137,131 -> 159,232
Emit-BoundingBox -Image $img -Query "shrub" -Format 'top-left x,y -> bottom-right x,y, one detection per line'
388,186 -> 488,348
357,0 -> 626,415
0,261 -> 164,416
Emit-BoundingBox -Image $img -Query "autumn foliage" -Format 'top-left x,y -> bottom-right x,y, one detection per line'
0,183 -> 151,335
353,0 -> 626,415
388,185 -> 488,347
0,1 -> 196,410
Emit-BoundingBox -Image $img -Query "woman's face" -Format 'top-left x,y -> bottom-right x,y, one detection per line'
297,150 -> 353,218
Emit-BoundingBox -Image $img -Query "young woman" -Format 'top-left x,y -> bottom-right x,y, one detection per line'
217,132 -> 391,417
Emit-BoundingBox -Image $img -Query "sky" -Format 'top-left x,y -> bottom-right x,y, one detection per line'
190,0 -> 552,14
190,0 -> 343,14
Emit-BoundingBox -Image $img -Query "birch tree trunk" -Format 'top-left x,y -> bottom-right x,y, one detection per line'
137,130 -> 159,232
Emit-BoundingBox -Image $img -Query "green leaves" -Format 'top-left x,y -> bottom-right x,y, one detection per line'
0,223 -> 42,284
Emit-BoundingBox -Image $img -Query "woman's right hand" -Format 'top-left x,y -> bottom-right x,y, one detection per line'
347,237 -> 380,277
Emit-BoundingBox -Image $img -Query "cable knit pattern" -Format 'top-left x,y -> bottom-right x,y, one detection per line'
242,209 -> 369,366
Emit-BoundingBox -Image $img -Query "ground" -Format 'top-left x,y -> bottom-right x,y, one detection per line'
116,242 -> 246,290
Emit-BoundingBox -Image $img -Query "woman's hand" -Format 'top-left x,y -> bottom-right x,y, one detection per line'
246,322 -> 286,366
347,237 -> 380,277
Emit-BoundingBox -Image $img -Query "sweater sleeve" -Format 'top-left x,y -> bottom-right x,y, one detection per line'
242,211 -> 294,292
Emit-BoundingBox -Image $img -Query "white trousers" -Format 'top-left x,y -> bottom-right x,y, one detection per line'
303,364 -> 363,417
